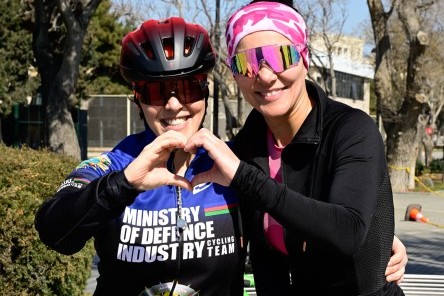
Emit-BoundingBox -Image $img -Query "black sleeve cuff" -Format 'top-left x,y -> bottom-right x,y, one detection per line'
230,161 -> 263,205
97,171 -> 143,208
230,161 -> 282,211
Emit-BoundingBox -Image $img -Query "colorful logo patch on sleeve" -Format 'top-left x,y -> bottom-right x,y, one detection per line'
204,202 -> 239,217
57,178 -> 91,192
76,155 -> 112,172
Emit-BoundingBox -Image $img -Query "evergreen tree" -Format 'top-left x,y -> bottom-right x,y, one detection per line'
0,0 -> 38,116
77,0 -> 131,99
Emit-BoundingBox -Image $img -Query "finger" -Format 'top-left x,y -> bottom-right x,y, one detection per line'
137,139 -> 186,167
191,171 -> 212,188
402,255 -> 408,267
186,131 -> 237,166
185,129 -> 239,184
385,250 -> 403,276
386,266 -> 405,283
386,252 -> 401,268
184,129 -> 216,152
152,130 -> 187,148
168,175 -> 193,192
387,235 -> 406,267
385,251 -> 406,283
150,135 -> 187,154
385,261 -> 400,276
396,275 -> 405,285
191,166 -> 231,188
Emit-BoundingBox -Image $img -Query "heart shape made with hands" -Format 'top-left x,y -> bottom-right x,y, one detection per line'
125,129 -> 238,192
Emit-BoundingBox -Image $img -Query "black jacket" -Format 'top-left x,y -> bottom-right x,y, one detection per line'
231,81 -> 404,295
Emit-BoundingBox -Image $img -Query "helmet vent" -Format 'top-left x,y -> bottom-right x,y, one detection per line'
184,36 -> 195,57
140,41 -> 154,60
162,38 -> 174,60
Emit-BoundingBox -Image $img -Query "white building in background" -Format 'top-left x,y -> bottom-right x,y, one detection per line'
308,34 -> 374,114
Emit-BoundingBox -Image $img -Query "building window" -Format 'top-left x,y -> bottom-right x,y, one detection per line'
334,71 -> 364,100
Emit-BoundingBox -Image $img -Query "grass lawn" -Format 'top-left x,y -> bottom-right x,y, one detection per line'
415,172 -> 444,192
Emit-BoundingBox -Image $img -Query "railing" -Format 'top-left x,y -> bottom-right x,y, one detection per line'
243,274 -> 444,296
399,274 -> 444,295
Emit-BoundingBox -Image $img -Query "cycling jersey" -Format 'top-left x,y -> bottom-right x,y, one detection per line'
35,128 -> 245,296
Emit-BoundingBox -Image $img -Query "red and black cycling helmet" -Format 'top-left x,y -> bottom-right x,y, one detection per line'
120,17 -> 216,82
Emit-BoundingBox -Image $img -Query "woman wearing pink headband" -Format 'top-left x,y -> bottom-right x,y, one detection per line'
186,1 -> 406,295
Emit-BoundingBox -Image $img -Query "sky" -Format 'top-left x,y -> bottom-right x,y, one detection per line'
343,0 -> 371,35
121,0 -> 371,32
119,0 -> 372,38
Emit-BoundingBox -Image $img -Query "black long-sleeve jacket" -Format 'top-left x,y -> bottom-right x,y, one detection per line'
231,81 -> 404,296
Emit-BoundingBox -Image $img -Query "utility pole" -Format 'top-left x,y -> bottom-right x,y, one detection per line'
212,0 -> 220,137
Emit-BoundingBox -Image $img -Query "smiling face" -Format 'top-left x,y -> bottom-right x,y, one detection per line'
139,95 -> 206,140
234,31 -> 309,120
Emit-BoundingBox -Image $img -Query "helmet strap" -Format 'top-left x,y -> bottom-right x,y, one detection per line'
133,98 -> 151,130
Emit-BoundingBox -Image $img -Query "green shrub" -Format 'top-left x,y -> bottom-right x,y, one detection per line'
416,160 -> 425,176
429,158 -> 444,173
0,144 -> 95,296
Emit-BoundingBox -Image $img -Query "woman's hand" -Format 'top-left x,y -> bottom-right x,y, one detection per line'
385,235 -> 408,284
124,130 -> 192,191
184,128 -> 240,187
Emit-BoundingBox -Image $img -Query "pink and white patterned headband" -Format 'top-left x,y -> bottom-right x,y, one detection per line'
225,1 -> 309,70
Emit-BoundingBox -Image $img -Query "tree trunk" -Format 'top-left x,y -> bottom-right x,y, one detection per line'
329,54 -> 336,97
33,0 -> 101,160
409,145 -> 418,190
46,77 -> 81,159
423,134 -> 434,167
221,83 -> 238,140
0,120 -> 3,143
368,0 -> 429,192
384,119 -> 419,191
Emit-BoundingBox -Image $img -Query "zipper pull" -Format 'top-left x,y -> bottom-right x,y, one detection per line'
302,241 -> 307,252
176,217 -> 188,240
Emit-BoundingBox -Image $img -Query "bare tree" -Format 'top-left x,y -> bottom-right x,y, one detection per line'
367,0 -> 440,191
418,0 -> 444,169
111,0 -> 150,25
303,0 -> 348,97
202,0 -> 244,138
183,0 -> 244,139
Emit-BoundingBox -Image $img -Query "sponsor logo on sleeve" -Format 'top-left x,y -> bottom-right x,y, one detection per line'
57,178 -> 90,191
76,155 -> 111,172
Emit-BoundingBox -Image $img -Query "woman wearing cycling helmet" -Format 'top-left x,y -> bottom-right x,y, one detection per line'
35,17 -> 245,296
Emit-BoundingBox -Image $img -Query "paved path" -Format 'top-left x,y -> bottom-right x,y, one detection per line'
392,192 -> 444,275
84,192 -> 444,294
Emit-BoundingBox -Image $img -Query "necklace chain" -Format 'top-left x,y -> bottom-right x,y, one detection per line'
170,150 -> 188,295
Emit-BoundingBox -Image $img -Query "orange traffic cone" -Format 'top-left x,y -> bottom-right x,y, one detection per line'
404,204 -> 430,223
